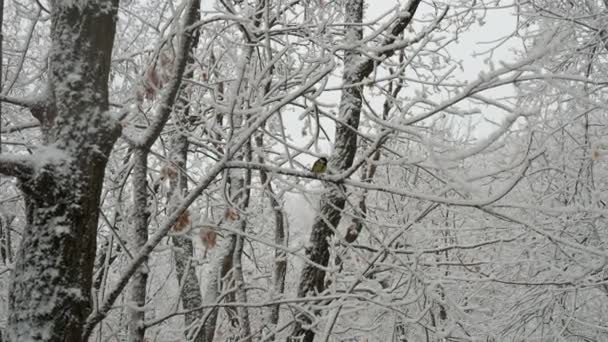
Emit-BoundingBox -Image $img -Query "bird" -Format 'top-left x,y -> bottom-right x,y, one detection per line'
311,157 -> 328,174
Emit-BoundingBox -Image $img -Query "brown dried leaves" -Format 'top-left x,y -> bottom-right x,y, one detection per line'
199,226 -> 217,258
172,209 -> 191,232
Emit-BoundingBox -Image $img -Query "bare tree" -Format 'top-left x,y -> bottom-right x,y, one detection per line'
167,15 -> 205,342
126,1 -> 202,341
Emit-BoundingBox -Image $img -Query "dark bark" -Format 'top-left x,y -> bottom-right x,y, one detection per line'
290,1 -> 364,340
171,231 -> 203,338
168,58 -> 204,342
6,2 -> 121,341
169,139 -> 205,341
0,214 -> 13,265
128,148 -> 149,342
201,235 -> 236,342
232,149 -> 253,341
199,54 -> 230,342
92,236 -> 117,293
0,0 -> 3,156
223,45 -> 255,341
256,141 -> 287,326
344,61 -> 403,245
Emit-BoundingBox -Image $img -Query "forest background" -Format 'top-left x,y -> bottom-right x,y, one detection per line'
1,0 -> 607,341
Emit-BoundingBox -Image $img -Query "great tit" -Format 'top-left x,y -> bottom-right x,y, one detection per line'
311,157 -> 328,174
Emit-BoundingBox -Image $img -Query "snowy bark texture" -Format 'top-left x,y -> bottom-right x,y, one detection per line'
168,11 -> 204,336
128,149 -> 149,342
232,178 -> 253,342
126,0 -> 202,340
169,119 -> 204,342
290,0 -> 421,340
7,1 -> 120,341
200,236 -> 235,342
200,129 -> 252,342
255,145 -> 287,326
290,2 -> 364,340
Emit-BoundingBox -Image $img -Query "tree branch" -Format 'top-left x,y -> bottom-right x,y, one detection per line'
0,94 -> 38,108
0,154 -> 34,179
356,0 -> 424,78
0,93 -> 52,128
135,0 -> 200,150
1,122 -> 39,134
81,52 -> 335,340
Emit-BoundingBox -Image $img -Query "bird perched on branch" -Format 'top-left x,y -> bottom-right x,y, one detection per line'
311,157 -> 328,174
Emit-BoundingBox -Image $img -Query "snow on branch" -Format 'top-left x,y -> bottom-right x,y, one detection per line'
0,92 -> 51,126
354,0 -> 426,79
0,154 -> 35,179
0,122 -> 39,134
0,94 -> 42,109
81,158 -> 228,339
82,48 -> 337,342
135,0 -> 200,150
225,148 -> 542,208
0,146 -> 70,179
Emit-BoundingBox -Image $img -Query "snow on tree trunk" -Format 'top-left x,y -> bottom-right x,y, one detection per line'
255,136 -> 287,326
128,148 -> 149,342
200,235 -> 236,342
231,162 -> 252,342
169,131 -> 204,341
198,43 -> 256,342
168,25 -> 204,337
199,115 -> 253,342
7,1 -> 120,340
172,2 -> 204,337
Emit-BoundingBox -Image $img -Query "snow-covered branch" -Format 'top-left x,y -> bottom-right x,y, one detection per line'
0,122 -> 39,135
135,0 -> 200,150
0,154 -> 34,179
0,94 -> 38,108
354,0 -> 424,78
82,57 -> 336,338
225,148 -> 541,208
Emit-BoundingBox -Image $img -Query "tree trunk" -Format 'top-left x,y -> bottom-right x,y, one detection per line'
0,214 -> 13,265
255,139 -> 287,327
200,236 -> 236,342
125,0 -> 202,339
199,118 -> 253,342
128,148 -> 149,342
253,3 -> 288,324
290,1 -> 364,340
290,0 -> 422,340
169,84 -> 204,342
199,41 -> 255,342
6,1 -> 120,340
231,158 -> 252,342
167,1 -> 204,338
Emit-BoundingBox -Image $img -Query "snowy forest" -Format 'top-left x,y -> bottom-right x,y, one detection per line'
1,0 -> 608,341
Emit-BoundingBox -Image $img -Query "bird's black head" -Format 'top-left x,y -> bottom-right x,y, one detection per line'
319,157 -> 328,163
